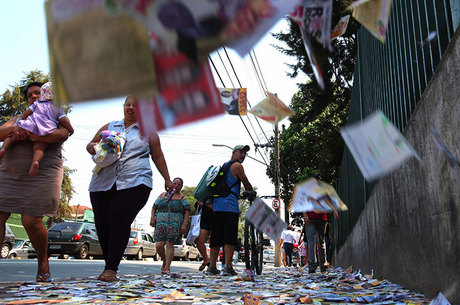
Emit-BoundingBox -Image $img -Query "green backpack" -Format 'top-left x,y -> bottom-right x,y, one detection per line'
193,161 -> 239,202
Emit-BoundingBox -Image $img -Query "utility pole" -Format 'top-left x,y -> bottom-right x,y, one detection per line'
254,125 -> 283,267
273,123 -> 282,267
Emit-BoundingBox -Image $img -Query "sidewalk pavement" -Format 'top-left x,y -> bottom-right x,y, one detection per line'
0,265 -> 430,304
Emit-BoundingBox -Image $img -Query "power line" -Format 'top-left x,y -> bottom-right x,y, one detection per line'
213,50 -> 269,166
251,49 -> 270,92
222,47 -> 266,147
223,47 -> 271,144
208,56 -> 225,87
248,50 -> 268,94
216,49 -> 235,87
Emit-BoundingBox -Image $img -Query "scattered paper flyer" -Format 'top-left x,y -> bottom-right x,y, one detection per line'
291,0 -> 333,47
349,0 -> 393,42
249,92 -> 294,124
218,88 -> 248,115
331,15 -> 351,39
290,178 -> 348,213
45,0 -> 157,104
106,0 -> 298,59
245,197 -> 286,241
227,0 -> 300,56
340,111 -> 421,181
429,292 -> 451,305
135,51 -> 223,135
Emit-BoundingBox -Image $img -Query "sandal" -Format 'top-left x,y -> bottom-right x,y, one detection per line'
199,262 -> 210,271
161,269 -> 170,274
36,272 -> 52,282
99,274 -> 119,282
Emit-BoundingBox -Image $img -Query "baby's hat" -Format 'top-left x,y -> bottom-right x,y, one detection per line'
40,82 -> 53,101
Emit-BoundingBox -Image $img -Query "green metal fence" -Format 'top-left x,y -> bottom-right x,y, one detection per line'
335,0 -> 456,249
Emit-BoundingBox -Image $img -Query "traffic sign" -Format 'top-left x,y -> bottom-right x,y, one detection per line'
272,199 -> 280,210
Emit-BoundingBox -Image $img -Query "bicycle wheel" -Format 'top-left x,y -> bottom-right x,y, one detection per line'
256,231 -> 263,275
244,222 -> 251,270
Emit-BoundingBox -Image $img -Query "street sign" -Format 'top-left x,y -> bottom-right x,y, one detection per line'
272,199 -> 280,210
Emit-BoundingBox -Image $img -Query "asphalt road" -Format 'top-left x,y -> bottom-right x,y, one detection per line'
0,258 -> 208,282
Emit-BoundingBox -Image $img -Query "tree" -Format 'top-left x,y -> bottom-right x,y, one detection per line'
0,71 -> 75,219
268,1 -> 359,223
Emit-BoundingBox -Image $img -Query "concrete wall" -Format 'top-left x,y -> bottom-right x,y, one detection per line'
336,28 -> 460,303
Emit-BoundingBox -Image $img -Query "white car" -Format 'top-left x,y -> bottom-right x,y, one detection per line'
263,249 -> 275,264
173,238 -> 200,261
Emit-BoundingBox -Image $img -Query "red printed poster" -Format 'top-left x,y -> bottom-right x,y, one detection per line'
135,51 -> 223,135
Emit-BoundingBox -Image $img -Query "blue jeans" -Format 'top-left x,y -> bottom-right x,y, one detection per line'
305,220 -> 327,271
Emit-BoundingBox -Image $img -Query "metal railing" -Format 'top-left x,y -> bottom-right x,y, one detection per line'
335,0 -> 455,249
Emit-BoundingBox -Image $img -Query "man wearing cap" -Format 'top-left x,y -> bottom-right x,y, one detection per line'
207,145 -> 253,276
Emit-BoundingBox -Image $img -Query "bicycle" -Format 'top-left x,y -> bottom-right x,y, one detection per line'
240,190 -> 264,275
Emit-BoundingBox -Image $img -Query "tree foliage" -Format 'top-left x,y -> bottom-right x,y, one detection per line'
0,71 -> 75,219
267,1 -> 359,223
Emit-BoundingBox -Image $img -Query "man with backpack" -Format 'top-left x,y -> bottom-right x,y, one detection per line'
207,145 -> 253,276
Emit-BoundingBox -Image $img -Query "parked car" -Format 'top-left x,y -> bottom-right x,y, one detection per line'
124,230 -> 158,260
48,222 -> 102,259
173,238 -> 200,261
8,240 -> 37,259
1,224 -> 15,259
263,249 -> 275,264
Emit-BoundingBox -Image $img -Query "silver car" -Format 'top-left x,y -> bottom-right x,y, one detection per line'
263,249 -> 275,264
1,224 -> 15,259
124,230 -> 158,260
173,238 -> 200,261
8,240 -> 37,259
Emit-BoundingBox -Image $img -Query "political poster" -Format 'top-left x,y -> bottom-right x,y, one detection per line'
290,178 -> 348,213
249,92 -> 294,124
245,197 -> 286,241
340,111 -> 420,181
331,15 -> 351,40
349,0 -> 393,42
45,0 -> 157,104
227,0 -> 300,56
218,88 -> 247,115
106,0 -> 298,60
291,0 -> 333,47
135,50 -> 223,135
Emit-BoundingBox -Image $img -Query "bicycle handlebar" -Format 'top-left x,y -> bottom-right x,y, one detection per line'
240,190 -> 257,200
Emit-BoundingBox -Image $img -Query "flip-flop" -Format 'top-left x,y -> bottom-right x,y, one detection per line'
36,271 -> 52,282
199,262 -> 210,271
161,269 -> 170,274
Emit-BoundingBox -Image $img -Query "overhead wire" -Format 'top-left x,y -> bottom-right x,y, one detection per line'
222,47 -> 266,155
208,56 -> 225,87
251,49 -> 270,92
210,49 -> 267,166
216,49 -> 236,87
223,47 -> 271,145
248,50 -> 268,94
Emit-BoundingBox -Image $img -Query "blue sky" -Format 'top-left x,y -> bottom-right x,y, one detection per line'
0,1 -> 305,227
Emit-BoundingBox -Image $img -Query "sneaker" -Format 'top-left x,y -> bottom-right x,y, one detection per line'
308,268 -> 316,274
206,266 -> 220,275
221,267 -> 238,276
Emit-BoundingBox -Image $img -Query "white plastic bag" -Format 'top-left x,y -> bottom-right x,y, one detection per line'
186,214 -> 201,244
